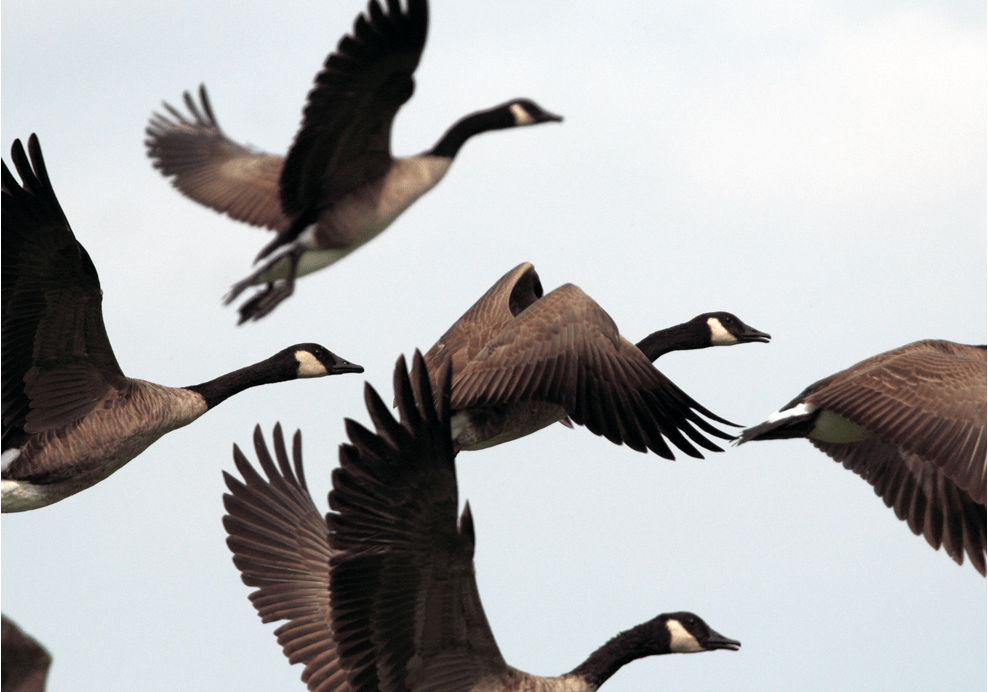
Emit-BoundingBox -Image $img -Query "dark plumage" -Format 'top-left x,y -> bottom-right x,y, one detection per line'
1,135 -> 363,512
421,262 -> 770,458
145,0 -> 561,323
739,339 -> 987,574
635,311 -> 771,361
2,615 -> 51,692
223,352 -> 739,692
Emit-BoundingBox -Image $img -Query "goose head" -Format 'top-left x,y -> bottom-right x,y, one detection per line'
287,343 -> 365,378
503,98 -> 564,127
699,312 -> 772,347
635,311 -> 770,362
569,610 -> 739,687
661,612 -> 742,653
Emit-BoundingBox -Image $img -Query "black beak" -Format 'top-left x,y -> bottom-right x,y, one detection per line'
333,360 -> 365,375
704,629 -> 742,651
739,323 -> 771,344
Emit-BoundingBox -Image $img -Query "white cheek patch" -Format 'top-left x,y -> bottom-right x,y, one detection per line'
509,103 -> 535,126
295,350 -> 329,378
666,619 -> 703,653
707,317 -> 736,346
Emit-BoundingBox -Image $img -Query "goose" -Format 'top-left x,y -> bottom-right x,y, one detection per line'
145,0 -> 562,324
2,615 -> 51,692
738,339 -> 986,574
222,352 -> 740,692
1,135 -> 364,513
421,262 -> 770,458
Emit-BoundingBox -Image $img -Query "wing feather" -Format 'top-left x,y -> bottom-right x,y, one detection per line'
280,0 -> 429,216
812,436 -> 986,575
450,284 -> 734,459
809,341 -> 987,504
222,423 -> 347,692
2,136 -> 125,451
145,85 -> 289,231
422,262 -> 543,395
327,353 -> 507,692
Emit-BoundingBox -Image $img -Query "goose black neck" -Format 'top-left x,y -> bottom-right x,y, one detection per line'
568,618 -> 669,688
429,107 -> 516,159
184,353 -> 299,409
635,320 -> 709,362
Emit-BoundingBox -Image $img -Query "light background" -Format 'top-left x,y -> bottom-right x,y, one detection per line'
2,0 -> 985,689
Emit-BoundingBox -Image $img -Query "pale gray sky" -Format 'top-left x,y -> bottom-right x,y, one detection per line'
2,0 -> 985,690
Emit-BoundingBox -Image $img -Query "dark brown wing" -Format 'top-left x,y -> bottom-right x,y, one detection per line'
1,614 -> 52,692
328,353 -> 507,692
808,340 -> 987,504
145,85 -> 289,232
422,262 -> 543,394
449,285 -> 736,459
280,0 -> 429,217
812,436 -> 987,575
2,135 -> 126,451
222,424 -> 348,692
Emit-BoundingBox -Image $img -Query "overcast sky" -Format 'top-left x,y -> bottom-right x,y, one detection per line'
2,0 -> 985,690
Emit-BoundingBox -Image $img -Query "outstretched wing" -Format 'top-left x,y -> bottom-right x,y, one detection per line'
328,352 -> 507,692
223,423 -> 349,692
2,135 -> 126,451
738,340 -> 987,574
808,340 -> 987,504
422,262 -> 543,394
450,285 -> 736,459
280,0 -> 429,218
145,85 -> 289,232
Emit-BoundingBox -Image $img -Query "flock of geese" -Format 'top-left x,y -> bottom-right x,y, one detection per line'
1,0 -> 985,689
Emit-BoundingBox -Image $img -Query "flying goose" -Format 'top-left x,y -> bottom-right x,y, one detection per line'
1,615 -> 51,692
1,135 -> 364,513
145,0 -> 562,324
738,339 -> 986,574
421,262 -> 770,458
222,352 -> 740,692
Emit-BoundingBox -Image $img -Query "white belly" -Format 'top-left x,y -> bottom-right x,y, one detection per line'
253,247 -> 353,284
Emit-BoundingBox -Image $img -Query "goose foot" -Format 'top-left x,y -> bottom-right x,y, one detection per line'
224,246 -> 303,323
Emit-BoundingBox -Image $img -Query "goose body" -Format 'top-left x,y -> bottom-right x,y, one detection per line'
423,262 -> 770,458
1,136 -> 363,512
738,339 -> 987,574
257,155 -> 454,283
222,353 -> 740,692
145,0 -> 562,323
